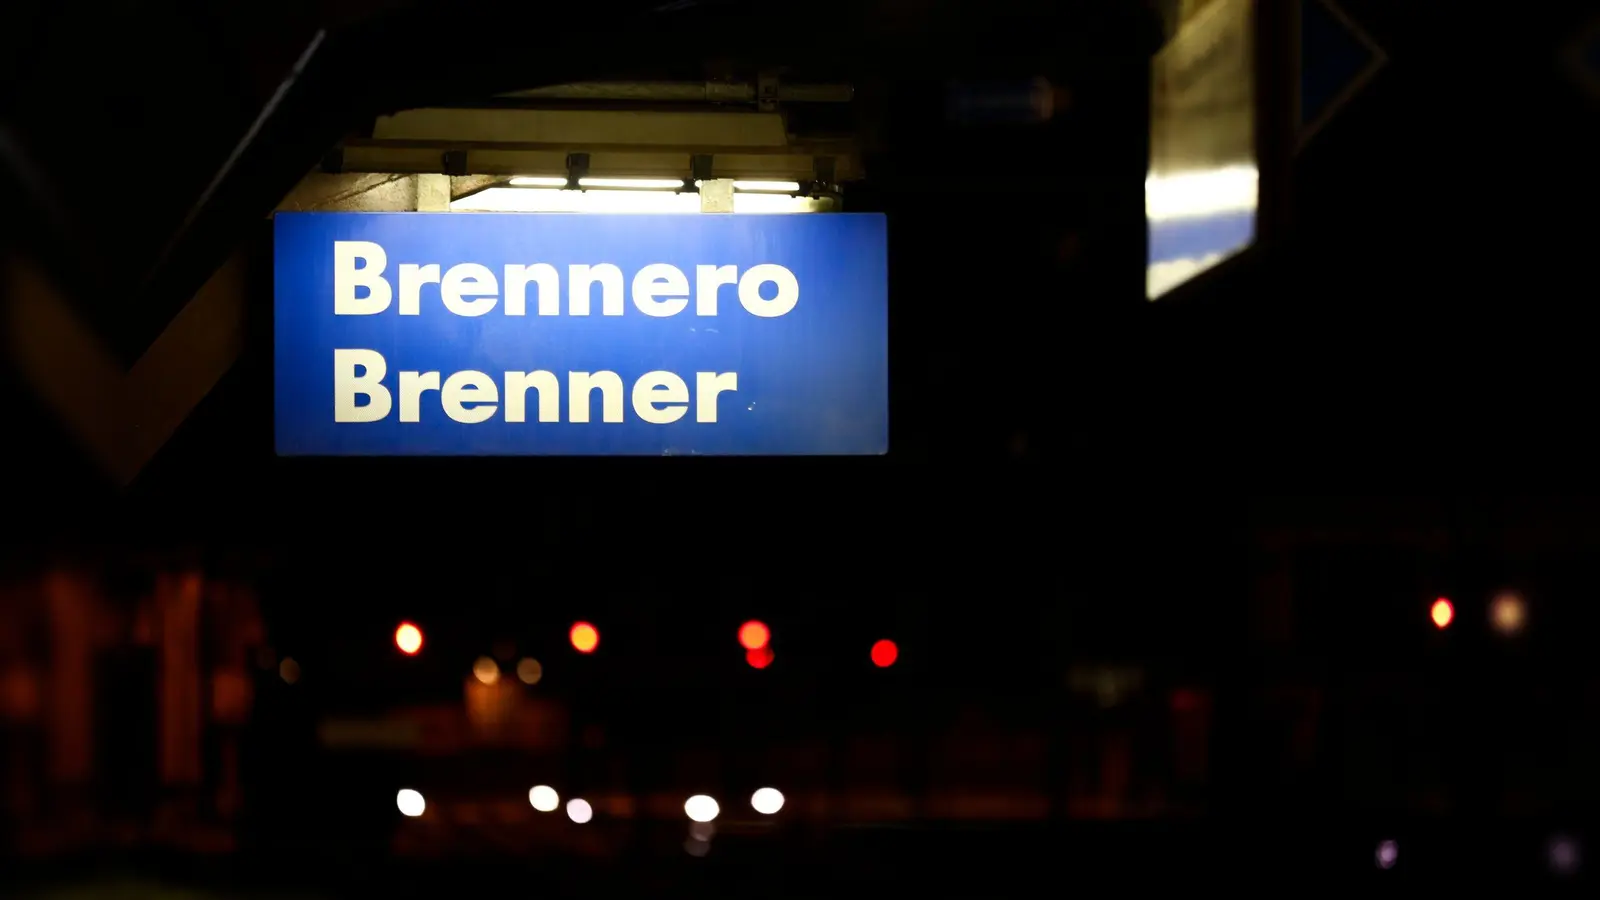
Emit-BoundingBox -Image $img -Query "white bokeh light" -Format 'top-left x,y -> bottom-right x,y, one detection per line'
529,785 -> 559,812
396,789 -> 426,817
685,794 -> 720,823
751,787 -> 785,815
566,798 -> 593,824
1550,834 -> 1581,875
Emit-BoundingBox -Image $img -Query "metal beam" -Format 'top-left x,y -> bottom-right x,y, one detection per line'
142,29 -> 327,292
275,172 -> 504,211
497,80 -> 854,103
334,143 -> 862,182
372,107 -> 792,146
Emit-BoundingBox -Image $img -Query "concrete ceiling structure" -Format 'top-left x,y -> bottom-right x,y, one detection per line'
3,0 -> 1158,351
0,0 -> 1159,490
281,76 -> 866,214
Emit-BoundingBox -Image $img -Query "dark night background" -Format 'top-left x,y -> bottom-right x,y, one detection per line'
2,0 -> 1599,894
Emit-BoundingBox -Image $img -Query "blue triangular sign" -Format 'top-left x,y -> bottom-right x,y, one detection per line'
1296,0 -> 1387,151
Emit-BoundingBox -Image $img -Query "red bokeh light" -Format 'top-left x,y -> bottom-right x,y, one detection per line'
746,646 -> 774,669
570,621 -> 600,653
1430,598 -> 1454,629
395,622 -> 423,655
870,639 -> 898,668
738,620 -> 771,651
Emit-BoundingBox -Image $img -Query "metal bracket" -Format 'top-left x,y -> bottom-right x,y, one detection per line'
442,150 -> 469,176
565,152 -> 591,189
810,156 -> 837,194
691,154 -> 715,183
757,72 -> 780,112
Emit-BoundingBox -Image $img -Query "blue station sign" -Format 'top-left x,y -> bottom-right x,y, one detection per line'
274,212 -> 888,456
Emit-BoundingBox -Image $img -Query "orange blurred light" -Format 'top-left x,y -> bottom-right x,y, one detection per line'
870,639 -> 898,668
746,646 -> 774,669
395,622 -> 423,655
738,620 -> 771,651
1431,597 -> 1454,629
570,622 -> 600,653
1490,590 -> 1527,636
